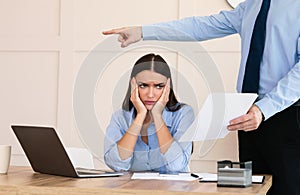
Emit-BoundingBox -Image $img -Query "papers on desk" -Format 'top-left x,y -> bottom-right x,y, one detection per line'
131,172 -> 264,183
131,172 -> 198,181
197,173 -> 218,182
197,173 -> 265,184
252,176 -> 265,184
179,93 -> 257,141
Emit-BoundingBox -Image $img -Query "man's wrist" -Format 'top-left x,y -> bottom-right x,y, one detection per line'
254,104 -> 265,122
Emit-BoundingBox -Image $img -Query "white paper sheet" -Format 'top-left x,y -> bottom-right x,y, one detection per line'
131,172 -> 198,181
198,173 -> 264,183
179,93 -> 258,141
131,172 -> 264,183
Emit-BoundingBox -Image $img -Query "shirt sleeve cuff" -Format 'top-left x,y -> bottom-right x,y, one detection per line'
163,141 -> 182,160
105,144 -> 132,171
255,98 -> 276,120
142,25 -> 158,40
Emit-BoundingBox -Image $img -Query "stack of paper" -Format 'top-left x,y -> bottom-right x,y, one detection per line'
131,172 -> 197,181
131,172 -> 264,183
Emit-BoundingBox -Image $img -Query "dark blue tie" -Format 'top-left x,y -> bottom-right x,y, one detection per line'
242,0 -> 271,93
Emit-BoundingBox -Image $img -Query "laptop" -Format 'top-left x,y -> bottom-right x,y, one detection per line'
11,125 -> 123,178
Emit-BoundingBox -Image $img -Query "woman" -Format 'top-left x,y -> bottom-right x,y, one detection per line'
104,53 -> 194,173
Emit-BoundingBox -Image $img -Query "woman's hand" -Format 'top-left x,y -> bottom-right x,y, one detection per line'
151,79 -> 173,153
151,79 -> 170,116
130,78 -> 147,116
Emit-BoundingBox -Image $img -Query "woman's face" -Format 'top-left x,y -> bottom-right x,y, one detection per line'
135,70 -> 168,110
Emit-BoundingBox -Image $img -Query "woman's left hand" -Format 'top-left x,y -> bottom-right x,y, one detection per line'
151,79 -> 170,116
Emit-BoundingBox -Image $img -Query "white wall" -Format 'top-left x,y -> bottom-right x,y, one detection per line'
0,0 -> 240,172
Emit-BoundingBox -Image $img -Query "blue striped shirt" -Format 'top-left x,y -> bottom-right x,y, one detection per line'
104,105 -> 194,173
142,0 -> 300,120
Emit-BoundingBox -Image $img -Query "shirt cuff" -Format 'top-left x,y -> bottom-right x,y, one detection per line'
255,97 -> 276,120
163,141 -> 190,172
105,144 -> 132,171
142,25 -> 157,40
164,141 -> 182,160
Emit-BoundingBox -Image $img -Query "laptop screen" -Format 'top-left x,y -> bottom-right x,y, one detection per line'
11,125 -> 78,177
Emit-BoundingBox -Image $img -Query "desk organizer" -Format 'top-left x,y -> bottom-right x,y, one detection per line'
217,160 -> 252,187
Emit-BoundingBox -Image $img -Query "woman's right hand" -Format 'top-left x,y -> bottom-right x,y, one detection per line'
130,78 -> 147,116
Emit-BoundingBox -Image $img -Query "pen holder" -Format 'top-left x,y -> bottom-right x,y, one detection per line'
217,160 -> 252,187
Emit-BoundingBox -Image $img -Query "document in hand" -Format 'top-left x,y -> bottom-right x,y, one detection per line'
179,93 -> 257,141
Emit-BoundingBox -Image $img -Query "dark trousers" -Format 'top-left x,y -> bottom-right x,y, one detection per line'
238,106 -> 300,195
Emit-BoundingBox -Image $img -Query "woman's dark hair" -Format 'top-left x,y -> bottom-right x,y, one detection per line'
122,53 -> 183,112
